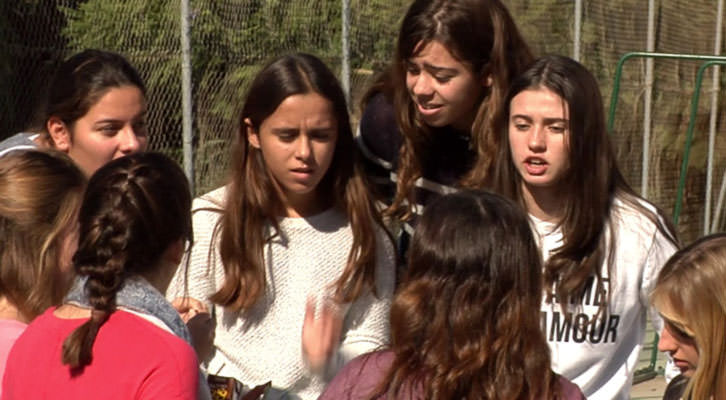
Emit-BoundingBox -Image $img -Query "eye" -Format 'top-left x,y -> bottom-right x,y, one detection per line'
275,131 -> 297,142
511,121 -> 530,131
405,62 -> 420,75
434,74 -> 453,83
97,124 -> 120,136
311,130 -> 335,142
549,125 -> 567,134
665,320 -> 695,342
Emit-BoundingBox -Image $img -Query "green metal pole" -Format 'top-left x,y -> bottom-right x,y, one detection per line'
673,60 -> 726,225
607,52 -> 726,133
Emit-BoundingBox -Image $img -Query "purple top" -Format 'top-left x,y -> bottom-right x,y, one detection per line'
320,350 -> 586,400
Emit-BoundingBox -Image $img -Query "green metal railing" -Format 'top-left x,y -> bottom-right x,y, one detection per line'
608,52 -> 726,383
608,52 -> 726,225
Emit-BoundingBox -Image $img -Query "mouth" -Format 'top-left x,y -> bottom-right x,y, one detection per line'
672,358 -> 692,370
416,102 -> 443,116
523,157 -> 548,175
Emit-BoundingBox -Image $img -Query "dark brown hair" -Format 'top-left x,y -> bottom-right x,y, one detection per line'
373,0 -> 533,221
373,190 -> 559,400
61,152 -> 192,368
0,150 -> 85,320
31,49 -> 146,145
210,53 -> 391,311
490,54 -> 678,312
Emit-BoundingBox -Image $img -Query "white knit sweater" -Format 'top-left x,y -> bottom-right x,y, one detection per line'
168,186 -> 395,400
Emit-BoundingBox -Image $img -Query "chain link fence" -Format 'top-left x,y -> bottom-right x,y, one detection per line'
1,0 -> 725,243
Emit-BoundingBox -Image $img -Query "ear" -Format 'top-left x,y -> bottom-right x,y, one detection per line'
47,116 -> 72,152
482,73 -> 493,88
245,118 -> 260,149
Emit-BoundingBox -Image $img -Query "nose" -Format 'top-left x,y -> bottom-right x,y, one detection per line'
295,135 -> 312,161
657,326 -> 677,353
118,127 -> 141,154
411,74 -> 434,98
528,126 -> 546,152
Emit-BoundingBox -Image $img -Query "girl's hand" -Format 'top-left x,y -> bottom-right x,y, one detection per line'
172,297 -> 209,323
172,297 -> 215,362
301,298 -> 343,372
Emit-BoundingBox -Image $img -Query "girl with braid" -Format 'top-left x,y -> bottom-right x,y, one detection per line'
3,152 -> 204,399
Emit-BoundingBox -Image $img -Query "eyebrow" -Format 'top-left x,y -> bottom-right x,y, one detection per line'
510,114 -> 569,125
93,111 -> 147,124
413,61 -> 458,75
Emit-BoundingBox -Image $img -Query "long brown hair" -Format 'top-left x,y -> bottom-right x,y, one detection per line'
61,152 -> 192,368
0,150 -> 85,320
652,233 -> 726,400
372,190 -> 559,400
490,55 -> 678,312
371,0 -> 533,221
210,53 -> 390,312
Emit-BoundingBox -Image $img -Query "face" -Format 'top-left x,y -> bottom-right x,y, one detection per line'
405,40 -> 485,130
49,85 -> 148,176
247,92 -> 338,217
508,87 -> 570,196
658,317 -> 699,377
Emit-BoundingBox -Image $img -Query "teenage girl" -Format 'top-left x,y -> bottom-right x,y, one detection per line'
321,190 -> 584,400
168,53 -> 395,400
0,150 -> 85,387
3,152 -> 202,399
490,54 -> 679,399
652,233 -> 726,400
0,49 -> 148,176
358,0 -> 533,242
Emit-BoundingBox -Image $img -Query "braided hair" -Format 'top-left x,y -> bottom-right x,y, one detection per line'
61,152 -> 192,368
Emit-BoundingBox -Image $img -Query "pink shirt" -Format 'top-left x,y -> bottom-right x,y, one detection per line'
0,318 -> 27,397
3,307 -> 198,399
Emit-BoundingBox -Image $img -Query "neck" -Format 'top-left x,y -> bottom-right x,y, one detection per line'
521,183 -> 564,222
277,188 -> 330,218
0,296 -> 29,323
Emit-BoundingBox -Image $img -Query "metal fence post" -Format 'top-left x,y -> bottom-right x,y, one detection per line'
341,0 -> 351,109
706,0 -> 724,234
180,0 -> 195,193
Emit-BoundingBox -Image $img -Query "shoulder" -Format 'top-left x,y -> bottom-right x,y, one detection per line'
663,374 -> 688,400
610,194 -> 673,241
0,132 -> 40,157
194,186 -> 227,210
106,312 -> 199,380
190,186 -> 227,228
321,351 -> 393,399
358,92 -> 401,165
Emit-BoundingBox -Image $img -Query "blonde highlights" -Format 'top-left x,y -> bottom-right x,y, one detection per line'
652,233 -> 726,400
0,150 -> 85,320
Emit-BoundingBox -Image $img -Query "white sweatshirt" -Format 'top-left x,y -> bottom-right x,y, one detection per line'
533,197 -> 677,400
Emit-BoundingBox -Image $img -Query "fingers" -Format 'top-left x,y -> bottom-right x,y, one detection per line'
301,297 -> 343,371
172,297 -> 208,323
